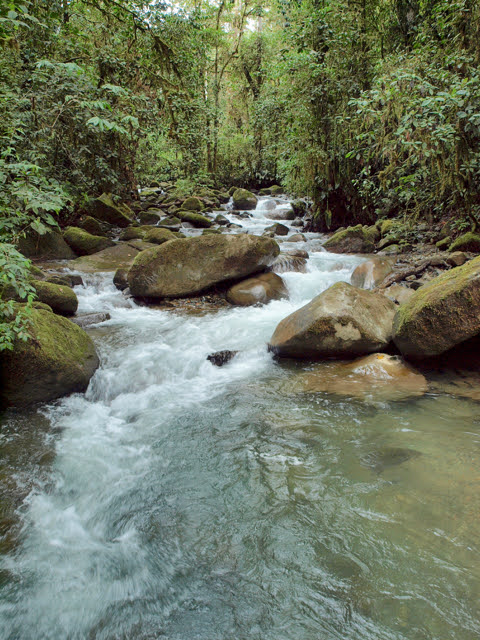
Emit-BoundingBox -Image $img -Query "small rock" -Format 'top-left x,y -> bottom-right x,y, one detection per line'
207,350 -> 239,366
447,251 -> 467,267
72,312 -> 111,328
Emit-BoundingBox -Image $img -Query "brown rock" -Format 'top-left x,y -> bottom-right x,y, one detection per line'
227,273 -> 288,306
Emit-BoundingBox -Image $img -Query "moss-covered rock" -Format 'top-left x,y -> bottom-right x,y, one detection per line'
128,234 -> 280,299
323,224 -> 376,253
268,281 -> 396,358
392,256 -> 480,357
119,226 -> 147,241
64,226 -> 114,256
379,219 -> 396,236
137,209 -> 164,225
176,211 -> 212,228
265,222 -> 289,236
436,236 -> 451,250
31,280 -> 78,316
77,216 -> 106,237
202,228 -> 222,235
291,199 -> 307,216
181,196 -> 203,211
113,267 -> 129,291
143,227 -> 177,245
70,242 -> 149,272
0,308 -> 99,408
18,228 -> 76,260
232,188 -> 258,211
448,232 -> 480,253
158,216 -> 182,231
215,214 -> 229,225
89,193 -> 132,228
269,185 -> 284,195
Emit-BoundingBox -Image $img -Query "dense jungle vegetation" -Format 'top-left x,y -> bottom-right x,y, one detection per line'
1,0 -> 479,348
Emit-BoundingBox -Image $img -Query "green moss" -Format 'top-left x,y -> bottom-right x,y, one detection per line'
232,188 -> 258,210
31,280 -> 78,316
448,232 -> 480,253
143,227 -> 177,244
176,211 -> 212,228
137,209 -> 164,225
64,226 -> 114,256
0,307 -> 99,408
119,226 -> 147,241
182,196 -> 203,211
436,236 -> 451,249
89,193 -> 132,228
380,219 -> 396,236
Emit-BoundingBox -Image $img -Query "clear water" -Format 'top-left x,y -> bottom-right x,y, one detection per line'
1,199 -> 480,639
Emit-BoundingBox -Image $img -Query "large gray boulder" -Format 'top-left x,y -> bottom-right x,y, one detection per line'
393,256 -> 480,357
226,272 -> 288,306
0,308 -> 99,408
128,234 -> 280,299
268,281 -> 396,358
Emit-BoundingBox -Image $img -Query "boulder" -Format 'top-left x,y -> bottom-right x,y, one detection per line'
436,237 -> 451,250
138,209 -> 164,225
269,281 -> 396,359
265,223 -> 289,236
70,242 -> 152,272
89,193 -> 132,227
181,197 -> 203,211
0,308 -> 99,408
215,214 -> 229,225
232,188 -> 257,210
381,284 -> 415,305
448,232 -> 480,253
77,216 -> 107,237
31,280 -> 78,316
323,225 -> 379,253
287,354 -> 427,402
64,227 -> 114,256
113,267 -> 129,291
265,208 -> 295,221
291,200 -> 307,216
128,234 -> 280,299
286,233 -> 306,242
351,257 -> 395,289
177,211 -> 212,228
158,216 -> 182,231
119,226 -> 146,241
18,228 -> 76,260
392,256 -> 480,358
447,251 -> 467,267
143,227 -> 177,245
226,273 -> 288,306
269,185 -> 284,195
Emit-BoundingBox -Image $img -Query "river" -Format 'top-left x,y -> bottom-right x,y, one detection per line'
0,197 -> 479,639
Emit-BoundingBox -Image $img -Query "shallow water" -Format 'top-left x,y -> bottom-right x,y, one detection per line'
1,198 -> 480,639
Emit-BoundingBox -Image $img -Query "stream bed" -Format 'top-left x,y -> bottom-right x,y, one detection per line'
1,198 -> 480,639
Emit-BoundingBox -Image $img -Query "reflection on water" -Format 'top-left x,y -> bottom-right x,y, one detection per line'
0,197 -> 479,639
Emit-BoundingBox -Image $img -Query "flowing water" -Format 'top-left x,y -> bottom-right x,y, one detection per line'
1,197 -> 480,639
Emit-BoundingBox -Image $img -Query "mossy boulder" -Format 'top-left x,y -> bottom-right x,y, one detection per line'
323,224 -> 378,254
448,232 -> 480,253
77,216 -> 106,237
269,185 -> 284,195
119,226 -> 147,241
89,193 -> 133,228
64,226 -> 114,256
379,219 -> 396,236
232,188 -> 258,211
176,211 -> 212,228
226,272 -> 288,306
113,267 -> 129,291
215,214 -> 229,225
158,216 -> 182,231
18,228 -> 76,260
181,197 -> 203,211
392,256 -> 480,358
268,281 -> 396,359
0,308 -> 99,408
436,236 -> 451,250
265,223 -> 289,236
138,209 -> 164,225
70,242 -> 149,272
128,234 -> 280,299
291,199 -> 307,216
31,280 -> 78,316
143,227 -> 177,245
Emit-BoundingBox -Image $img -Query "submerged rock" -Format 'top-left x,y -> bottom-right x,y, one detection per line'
285,353 -> 427,402
393,256 -> 480,358
232,188 -> 257,210
207,350 -> 239,366
127,234 -> 279,299
0,308 -> 99,408
361,447 -> 421,473
269,282 -> 396,359
226,273 -> 288,306
71,312 -> 111,328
